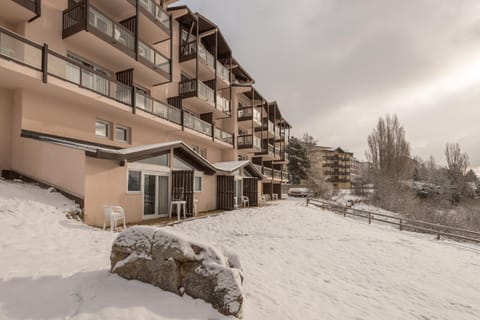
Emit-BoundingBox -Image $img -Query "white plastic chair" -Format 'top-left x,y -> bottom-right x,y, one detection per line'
103,205 -> 126,232
241,196 -> 249,207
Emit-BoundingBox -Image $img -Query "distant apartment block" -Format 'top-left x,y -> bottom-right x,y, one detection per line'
309,146 -> 353,191
0,0 -> 291,226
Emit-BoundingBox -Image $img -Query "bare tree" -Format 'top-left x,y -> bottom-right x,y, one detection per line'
445,143 -> 470,195
366,114 -> 412,182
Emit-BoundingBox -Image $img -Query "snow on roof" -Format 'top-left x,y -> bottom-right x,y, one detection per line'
214,160 -> 250,172
97,141 -> 184,155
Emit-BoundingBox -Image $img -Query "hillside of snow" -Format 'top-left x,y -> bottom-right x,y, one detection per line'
1,179 -> 480,319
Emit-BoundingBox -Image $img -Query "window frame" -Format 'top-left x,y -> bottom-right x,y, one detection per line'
127,170 -> 142,193
95,119 -> 111,138
194,172 -> 203,193
115,125 -> 130,143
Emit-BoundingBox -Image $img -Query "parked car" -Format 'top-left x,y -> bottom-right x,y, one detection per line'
288,188 -> 313,197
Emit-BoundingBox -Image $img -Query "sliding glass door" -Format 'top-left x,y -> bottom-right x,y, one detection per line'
143,173 -> 169,218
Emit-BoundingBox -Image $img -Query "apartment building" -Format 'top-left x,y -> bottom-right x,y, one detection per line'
309,146 -> 353,191
0,0 -> 291,226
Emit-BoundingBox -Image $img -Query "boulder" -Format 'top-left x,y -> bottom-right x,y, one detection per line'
110,226 -> 244,317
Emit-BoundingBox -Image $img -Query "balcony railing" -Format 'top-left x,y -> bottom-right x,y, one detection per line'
63,3 -> 170,77
198,44 -> 215,69
282,172 -> 289,182
274,147 -> 281,158
264,167 -> 273,178
179,79 -> 215,106
273,170 -> 282,180
137,40 -> 170,74
135,91 -> 181,124
216,95 -> 230,114
184,112 -> 212,137
268,144 -> 275,156
262,120 -> 275,135
48,51 -> 132,105
216,60 -> 230,84
238,107 -> 261,124
13,0 -> 40,14
137,0 -> 171,31
215,127 -> 234,145
0,27 -> 42,70
237,135 -> 262,150
275,126 -> 281,139
253,164 -> 263,175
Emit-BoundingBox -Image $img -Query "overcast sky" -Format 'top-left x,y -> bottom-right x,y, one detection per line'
177,0 -> 480,172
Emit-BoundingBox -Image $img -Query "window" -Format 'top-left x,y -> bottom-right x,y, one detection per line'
115,125 -> 130,143
128,170 -> 141,192
194,175 -> 203,192
95,120 -> 110,138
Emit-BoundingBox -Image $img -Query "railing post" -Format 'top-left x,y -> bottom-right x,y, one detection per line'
306,196 -> 310,207
368,212 -> 371,224
41,43 -> 48,83
132,86 -> 136,114
399,219 -> 403,231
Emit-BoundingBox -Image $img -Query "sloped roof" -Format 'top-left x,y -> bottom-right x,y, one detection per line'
21,131 -> 217,175
214,161 -> 263,179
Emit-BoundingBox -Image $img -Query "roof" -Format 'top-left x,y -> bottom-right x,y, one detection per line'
21,131 -> 217,175
214,161 -> 263,179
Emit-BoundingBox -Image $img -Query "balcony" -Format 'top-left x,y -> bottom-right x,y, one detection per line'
237,107 -> 262,126
237,134 -> 262,151
0,27 -> 42,71
180,42 -> 230,87
184,112 -> 212,137
62,3 -> 170,85
256,118 -> 275,135
282,172 -> 289,182
133,0 -> 170,41
48,51 -> 133,105
1,0 -> 40,25
273,169 -> 282,181
274,126 -> 281,139
134,91 -> 181,126
179,79 -> 229,117
263,167 -> 273,178
214,127 -> 234,146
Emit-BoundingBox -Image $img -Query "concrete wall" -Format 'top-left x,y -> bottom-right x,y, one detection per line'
0,88 -> 13,170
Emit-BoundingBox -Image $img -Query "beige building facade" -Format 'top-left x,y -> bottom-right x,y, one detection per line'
0,0 -> 290,226
309,146 -> 353,191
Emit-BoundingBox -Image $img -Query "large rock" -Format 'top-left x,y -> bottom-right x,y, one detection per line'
110,226 -> 244,317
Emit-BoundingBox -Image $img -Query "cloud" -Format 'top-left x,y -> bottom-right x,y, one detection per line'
175,0 -> 480,167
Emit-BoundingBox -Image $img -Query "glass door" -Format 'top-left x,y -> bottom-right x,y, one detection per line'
143,174 -> 156,217
143,173 -> 170,218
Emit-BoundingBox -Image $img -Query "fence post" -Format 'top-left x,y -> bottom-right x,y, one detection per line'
437,233 -> 440,240
368,212 -> 371,224
399,219 -> 403,231
306,196 -> 310,207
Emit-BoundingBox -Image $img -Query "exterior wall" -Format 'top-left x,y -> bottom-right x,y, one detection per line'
195,174 -> 216,212
84,157 -> 143,227
0,88 -> 13,170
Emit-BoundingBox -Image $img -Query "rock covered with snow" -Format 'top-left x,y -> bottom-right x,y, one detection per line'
110,226 -> 244,317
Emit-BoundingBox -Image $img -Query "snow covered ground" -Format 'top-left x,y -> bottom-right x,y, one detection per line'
1,179 -> 480,319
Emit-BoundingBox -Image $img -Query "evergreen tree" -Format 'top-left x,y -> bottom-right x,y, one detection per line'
287,136 -> 311,184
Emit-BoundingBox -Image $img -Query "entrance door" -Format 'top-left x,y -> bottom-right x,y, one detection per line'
143,174 -> 170,219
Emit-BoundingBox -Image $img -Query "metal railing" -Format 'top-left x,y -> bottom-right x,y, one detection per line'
0,27 -> 42,71
267,144 -> 275,156
216,60 -> 230,84
88,7 -> 135,50
198,44 -> 215,69
273,169 -> 282,180
184,112 -> 212,137
137,0 -> 170,31
48,51 -> 132,105
135,91 -> 181,124
264,167 -> 273,178
137,40 -> 170,74
237,134 -> 261,149
307,198 -> 480,244
216,95 -> 230,114
214,127 -> 234,145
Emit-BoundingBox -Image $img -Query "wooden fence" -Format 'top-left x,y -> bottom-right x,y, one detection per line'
307,198 -> 480,244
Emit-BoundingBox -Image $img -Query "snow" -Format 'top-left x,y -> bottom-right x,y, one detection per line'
214,161 -> 251,172
1,179 -> 480,319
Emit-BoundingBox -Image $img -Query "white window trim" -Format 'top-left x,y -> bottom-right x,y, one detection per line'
194,171 -> 204,193
127,169 -> 142,194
